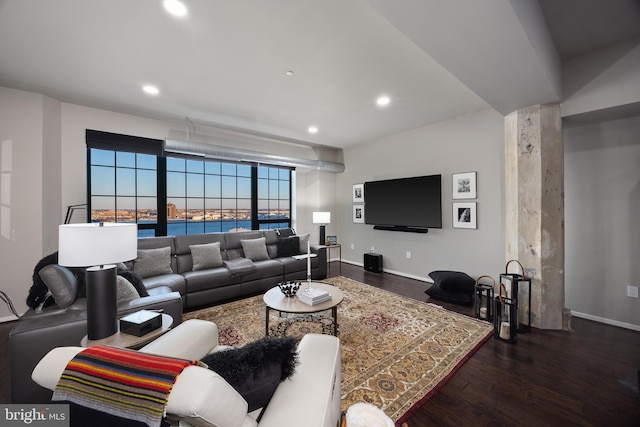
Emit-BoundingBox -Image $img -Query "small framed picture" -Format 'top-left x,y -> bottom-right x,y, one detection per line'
452,172 -> 477,199
353,205 -> 365,223
453,202 -> 477,229
352,183 -> 364,203
327,235 -> 337,245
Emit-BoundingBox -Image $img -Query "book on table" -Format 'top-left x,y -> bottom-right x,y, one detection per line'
298,288 -> 331,305
292,253 -> 317,260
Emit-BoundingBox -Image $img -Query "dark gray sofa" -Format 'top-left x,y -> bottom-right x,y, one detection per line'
9,228 -> 325,403
9,287 -> 182,403
137,228 -> 327,309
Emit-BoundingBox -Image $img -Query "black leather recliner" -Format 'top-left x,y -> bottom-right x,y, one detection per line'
9,286 -> 182,403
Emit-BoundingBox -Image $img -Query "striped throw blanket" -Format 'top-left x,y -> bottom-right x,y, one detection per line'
52,346 -> 200,427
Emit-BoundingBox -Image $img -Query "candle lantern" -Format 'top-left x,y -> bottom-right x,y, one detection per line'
474,275 -> 495,322
499,260 -> 532,332
494,283 -> 517,343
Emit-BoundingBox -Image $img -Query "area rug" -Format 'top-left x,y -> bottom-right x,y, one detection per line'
183,276 -> 493,424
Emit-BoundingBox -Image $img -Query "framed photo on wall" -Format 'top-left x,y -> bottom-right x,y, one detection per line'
352,183 -> 364,203
453,202 -> 477,229
452,172 -> 477,199
353,205 -> 365,223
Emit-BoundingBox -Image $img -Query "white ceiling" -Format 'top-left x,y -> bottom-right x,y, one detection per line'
1,0 -> 639,149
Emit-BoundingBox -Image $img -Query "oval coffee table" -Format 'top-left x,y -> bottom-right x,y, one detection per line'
263,282 -> 344,336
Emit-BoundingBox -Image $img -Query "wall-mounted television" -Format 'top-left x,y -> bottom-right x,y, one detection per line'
364,174 -> 441,233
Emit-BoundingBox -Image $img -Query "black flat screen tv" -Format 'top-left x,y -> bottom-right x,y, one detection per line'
364,174 -> 441,232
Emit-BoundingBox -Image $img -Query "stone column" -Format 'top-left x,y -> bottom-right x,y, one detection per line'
505,104 -> 569,330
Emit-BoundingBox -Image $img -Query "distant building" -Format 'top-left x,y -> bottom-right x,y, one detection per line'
167,203 -> 177,218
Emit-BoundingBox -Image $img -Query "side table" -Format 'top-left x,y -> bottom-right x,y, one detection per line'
324,244 -> 342,276
81,313 -> 173,349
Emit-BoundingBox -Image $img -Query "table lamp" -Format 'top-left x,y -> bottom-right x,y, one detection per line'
58,222 -> 137,340
312,211 -> 331,245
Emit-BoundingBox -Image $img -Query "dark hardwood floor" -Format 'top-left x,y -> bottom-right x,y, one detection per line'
2,262 -> 638,426
334,263 -> 640,427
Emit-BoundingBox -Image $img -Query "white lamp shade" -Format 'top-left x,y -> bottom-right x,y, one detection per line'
58,223 -> 138,267
312,211 -> 331,224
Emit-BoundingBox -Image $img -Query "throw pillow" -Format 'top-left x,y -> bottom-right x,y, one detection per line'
200,336 -> 299,412
428,270 -> 476,293
425,284 -> 474,305
190,242 -> 223,271
276,235 -> 301,257
240,237 -> 270,262
117,269 -> 149,297
297,233 -> 310,254
37,264 -> 78,308
27,252 -> 59,309
133,247 -> 173,279
116,275 -> 139,305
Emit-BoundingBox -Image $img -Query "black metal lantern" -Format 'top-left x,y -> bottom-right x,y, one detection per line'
499,260 -> 532,332
474,275 -> 495,322
494,283 -> 517,343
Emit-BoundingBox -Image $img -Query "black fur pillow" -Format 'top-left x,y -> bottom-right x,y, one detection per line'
27,252 -> 59,309
200,336 -> 298,412
27,252 -> 147,309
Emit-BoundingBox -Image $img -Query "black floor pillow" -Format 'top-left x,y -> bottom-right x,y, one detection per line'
425,283 -> 474,305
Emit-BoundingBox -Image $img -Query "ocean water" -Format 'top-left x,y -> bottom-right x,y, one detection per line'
137,219 -> 289,237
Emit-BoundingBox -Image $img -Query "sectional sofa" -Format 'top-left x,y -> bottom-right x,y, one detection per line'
9,228 -> 326,403
136,228 -> 327,309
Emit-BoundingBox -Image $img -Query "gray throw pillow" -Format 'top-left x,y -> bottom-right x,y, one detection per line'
190,242 -> 223,271
134,247 -> 173,278
116,275 -> 140,305
38,264 -> 78,308
297,233 -> 310,253
241,237 -> 270,261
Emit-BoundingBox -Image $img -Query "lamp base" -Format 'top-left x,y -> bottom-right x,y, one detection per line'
319,225 -> 326,246
86,265 -> 118,340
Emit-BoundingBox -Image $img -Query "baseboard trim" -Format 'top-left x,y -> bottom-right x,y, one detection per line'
571,311 -> 640,332
341,259 -> 434,283
0,314 -> 19,324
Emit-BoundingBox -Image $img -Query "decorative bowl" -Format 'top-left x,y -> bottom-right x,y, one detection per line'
278,281 -> 301,297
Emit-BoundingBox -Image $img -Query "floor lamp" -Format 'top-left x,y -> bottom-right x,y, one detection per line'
58,222 -> 137,340
312,211 -> 331,246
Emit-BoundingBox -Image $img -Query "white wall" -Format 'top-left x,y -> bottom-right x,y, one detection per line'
562,37 -> 640,118
0,88 -> 47,320
564,115 -> 640,329
0,91 -> 336,319
336,108 -> 505,282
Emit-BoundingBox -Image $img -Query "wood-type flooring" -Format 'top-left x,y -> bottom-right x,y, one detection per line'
1,261 -> 638,426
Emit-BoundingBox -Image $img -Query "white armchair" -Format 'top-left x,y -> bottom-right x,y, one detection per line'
32,319 -> 341,427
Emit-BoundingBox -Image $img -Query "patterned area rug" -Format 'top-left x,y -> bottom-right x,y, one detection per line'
183,276 -> 493,423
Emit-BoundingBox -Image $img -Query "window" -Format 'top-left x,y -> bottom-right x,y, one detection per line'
257,165 -> 291,230
89,149 -> 159,237
87,130 -> 292,237
166,158 -> 253,234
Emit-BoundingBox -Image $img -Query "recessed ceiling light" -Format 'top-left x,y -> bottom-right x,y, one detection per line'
308,126 -> 319,134
285,70 -> 294,77
142,85 -> 160,95
376,95 -> 391,107
163,0 -> 188,17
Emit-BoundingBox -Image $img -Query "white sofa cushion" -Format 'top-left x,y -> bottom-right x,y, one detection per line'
258,334 -> 341,427
31,320 -> 340,427
32,347 -> 251,427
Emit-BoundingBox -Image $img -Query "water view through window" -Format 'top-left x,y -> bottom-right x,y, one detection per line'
89,147 -> 291,237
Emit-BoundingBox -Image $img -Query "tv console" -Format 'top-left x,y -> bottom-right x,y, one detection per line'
373,225 -> 429,234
